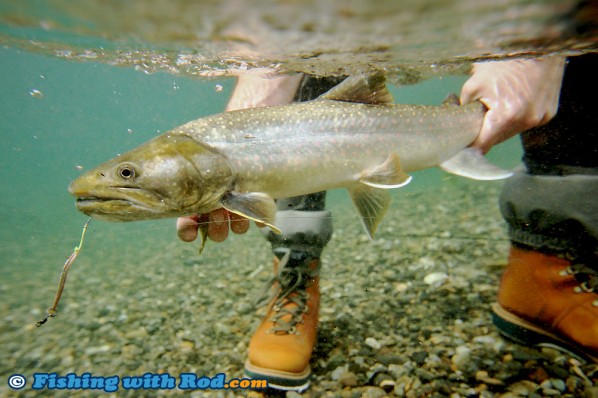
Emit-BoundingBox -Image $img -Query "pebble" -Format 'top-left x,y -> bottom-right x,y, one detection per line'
378,379 -> 395,393
375,353 -> 405,365
84,344 -> 112,355
179,340 -> 195,352
411,351 -> 428,366
365,337 -> 382,350
507,380 -> 539,395
451,346 -> 471,370
475,370 -> 504,386
584,386 -> 598,398
423,272 -> 448,288
361,386 -> 388,398
551,378 -> 566,392
2,183 -> 595,397
332,365 -> 350,381
338,371 -> 358,387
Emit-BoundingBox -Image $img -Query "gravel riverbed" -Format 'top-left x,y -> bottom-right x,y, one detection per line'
2,180 -> 597,397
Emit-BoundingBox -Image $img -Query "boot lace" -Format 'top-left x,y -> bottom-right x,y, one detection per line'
256,248 -> 318,335
560,253 -> 598,307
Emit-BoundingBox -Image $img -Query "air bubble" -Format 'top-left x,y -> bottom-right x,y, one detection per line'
29,89 -> 44,99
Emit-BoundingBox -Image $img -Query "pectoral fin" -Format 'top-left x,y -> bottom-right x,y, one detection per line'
440,148 -> 513,180
197,222 -> 209,255
348,185 -> 391,240
359,153 -> 412,188
220,191 -> 281,233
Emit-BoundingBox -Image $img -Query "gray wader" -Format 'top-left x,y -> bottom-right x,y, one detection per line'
500,54 -> 598,259
260,76 -> 346,259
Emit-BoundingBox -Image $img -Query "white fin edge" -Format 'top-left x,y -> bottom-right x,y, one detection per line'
360,175 -> 413,189
440,148 -> 513,181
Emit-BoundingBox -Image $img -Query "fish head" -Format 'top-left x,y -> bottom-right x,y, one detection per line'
69,134 -> 233,221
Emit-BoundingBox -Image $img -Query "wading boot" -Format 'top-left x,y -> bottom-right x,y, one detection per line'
244,248 -> 320,391
492,245 -> 598,362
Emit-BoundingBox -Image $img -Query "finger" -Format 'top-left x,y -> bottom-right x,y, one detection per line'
229,212 -> 250,234
255,221 -> 267,229
459,81 -> 478,105
459,75 -> 487,106
177,215 -> 200,242
470,106 -> 518,154
208,208 -> 229,242
469,108 -> 498,154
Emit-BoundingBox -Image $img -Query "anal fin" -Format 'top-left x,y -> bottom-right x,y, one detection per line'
348,185 -> 391,240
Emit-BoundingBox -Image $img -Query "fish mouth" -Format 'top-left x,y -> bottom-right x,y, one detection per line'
74,187 -> 144,206
73,187 -> 162,220
76,195 -> 118,203
75,195 -> 134,206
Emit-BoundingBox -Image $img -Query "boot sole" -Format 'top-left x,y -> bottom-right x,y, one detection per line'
492,303 -> 597,363
244,360 -> 310,392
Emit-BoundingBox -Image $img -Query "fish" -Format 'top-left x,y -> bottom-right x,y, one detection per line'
69,73 -> 511,240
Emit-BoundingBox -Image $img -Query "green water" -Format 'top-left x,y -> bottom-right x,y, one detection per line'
1,46 -> 230,236
0,43 -> 524,275
0,45 -> 523,397
0,45 -> 521,264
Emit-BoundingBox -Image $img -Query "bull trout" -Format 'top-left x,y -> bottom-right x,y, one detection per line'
69,74 -> 510,241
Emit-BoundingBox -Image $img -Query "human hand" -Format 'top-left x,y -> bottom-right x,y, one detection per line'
460,56 -> 566,153
176,71 -> 302,244
176,209 -> 250,243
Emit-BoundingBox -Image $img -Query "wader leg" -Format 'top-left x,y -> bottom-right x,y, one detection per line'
491,55 -> 598,362
500,168 -> 598,256
500,54 -> 598,258
246,76 -> 345,390
261,192 -> 333,258
260,76 -> 346,258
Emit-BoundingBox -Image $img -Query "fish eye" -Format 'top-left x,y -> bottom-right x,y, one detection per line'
118,164 -> 136,179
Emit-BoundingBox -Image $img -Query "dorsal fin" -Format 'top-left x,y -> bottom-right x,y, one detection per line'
442,93 -> 460,106
319,72 -> 393,105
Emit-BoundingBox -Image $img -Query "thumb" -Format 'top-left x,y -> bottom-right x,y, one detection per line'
459,76 -> 483,105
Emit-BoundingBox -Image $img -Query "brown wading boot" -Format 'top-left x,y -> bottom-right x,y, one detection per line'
244,248 -> 320,391
492,245 -> 598,362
